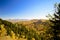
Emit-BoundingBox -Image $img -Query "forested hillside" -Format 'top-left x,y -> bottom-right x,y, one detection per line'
0,18 -> 52,40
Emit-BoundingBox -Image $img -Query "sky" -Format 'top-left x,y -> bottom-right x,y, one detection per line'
0,0 -> 60,19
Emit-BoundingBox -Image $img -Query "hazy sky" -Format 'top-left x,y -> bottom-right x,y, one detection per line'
0,0 -> 60,19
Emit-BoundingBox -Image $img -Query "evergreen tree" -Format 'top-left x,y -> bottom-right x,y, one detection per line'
48,3 -> 60,40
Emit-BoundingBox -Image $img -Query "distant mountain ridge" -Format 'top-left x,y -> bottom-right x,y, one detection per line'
6,19 -> 30,22
6,19 -> 47,23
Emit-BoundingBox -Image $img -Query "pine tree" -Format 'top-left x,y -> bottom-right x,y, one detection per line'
48,3 -> 60,40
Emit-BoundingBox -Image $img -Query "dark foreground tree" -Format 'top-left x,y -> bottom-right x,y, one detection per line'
48,3 -> 60,40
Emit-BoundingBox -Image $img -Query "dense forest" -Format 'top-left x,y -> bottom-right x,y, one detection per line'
0,3 -> 60,40
0,18 -> 51,40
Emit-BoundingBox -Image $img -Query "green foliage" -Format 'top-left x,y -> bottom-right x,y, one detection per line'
48,3 -> 60,40
0,18 -> 51,40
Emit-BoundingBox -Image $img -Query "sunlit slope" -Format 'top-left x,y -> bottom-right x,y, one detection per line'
0,18 -> 52,40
